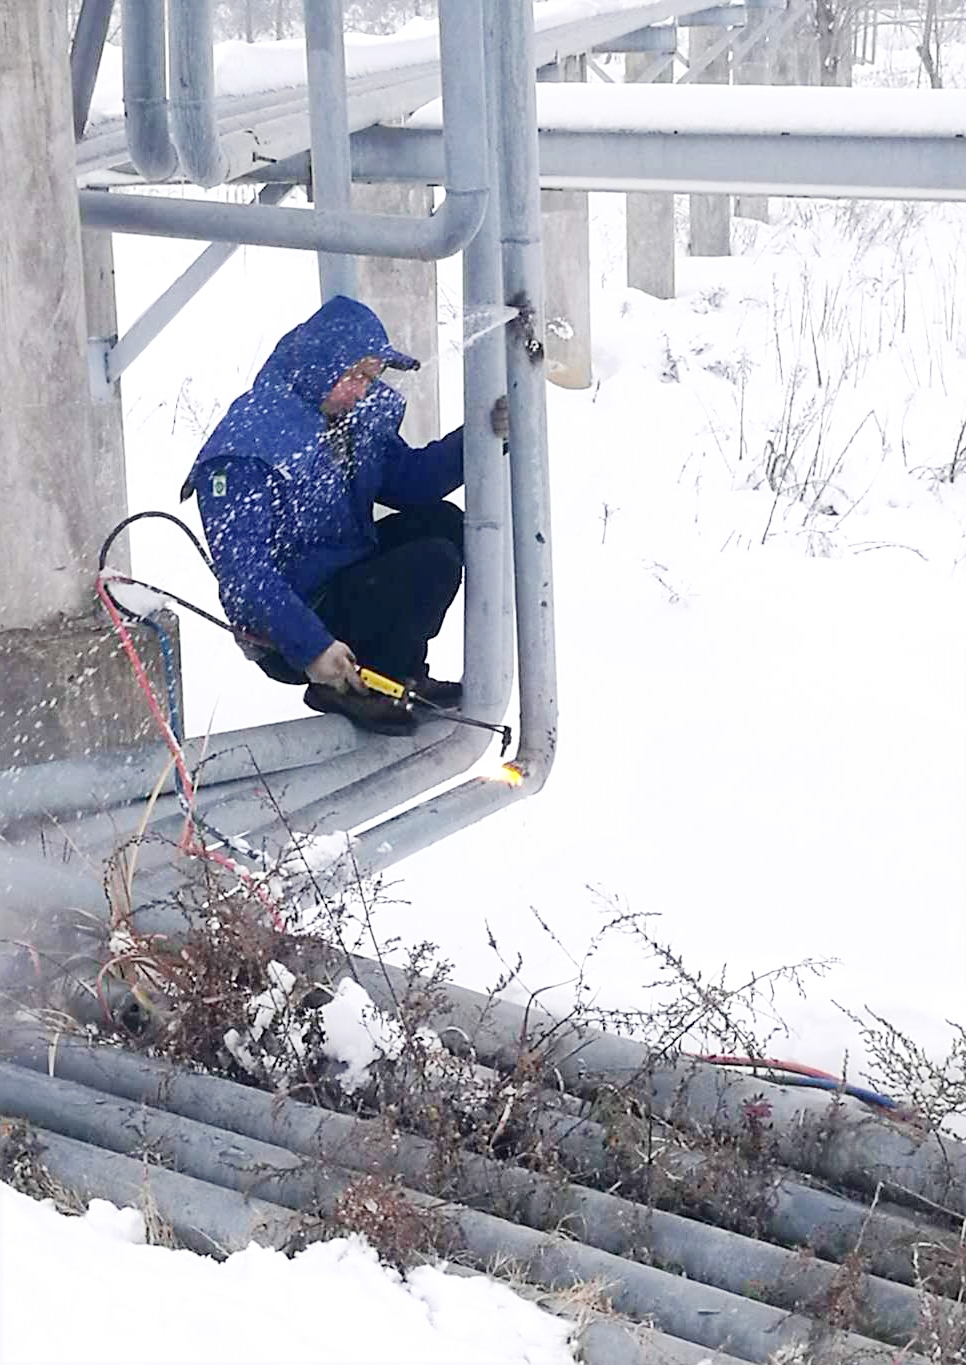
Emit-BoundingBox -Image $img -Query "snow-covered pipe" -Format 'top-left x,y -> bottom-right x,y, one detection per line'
24,1127 -> 309,1256
0,1034 -> 951,1344
26,1133 -> 750,1365
121,0 -> 179,182
0,1060 -> 924,1364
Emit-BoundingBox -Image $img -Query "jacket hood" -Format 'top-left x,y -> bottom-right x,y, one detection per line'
254,294 -> 419,408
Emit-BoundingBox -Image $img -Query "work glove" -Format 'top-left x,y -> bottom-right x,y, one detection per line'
491,394 -> 510,441
306,640 -> 367,694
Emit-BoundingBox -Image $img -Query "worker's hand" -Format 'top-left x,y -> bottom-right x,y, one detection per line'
491,394 -> 510,441
306,641 -> 367,694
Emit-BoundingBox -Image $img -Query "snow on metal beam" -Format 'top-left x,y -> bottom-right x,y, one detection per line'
368,84 -> 966,201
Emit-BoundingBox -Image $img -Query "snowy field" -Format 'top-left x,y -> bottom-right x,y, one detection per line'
3,21 -> 966,1365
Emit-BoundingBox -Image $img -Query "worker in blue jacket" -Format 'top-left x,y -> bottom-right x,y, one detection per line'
181,294 -> 507,734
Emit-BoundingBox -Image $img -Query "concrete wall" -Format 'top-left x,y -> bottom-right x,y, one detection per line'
0,614 -> 183,769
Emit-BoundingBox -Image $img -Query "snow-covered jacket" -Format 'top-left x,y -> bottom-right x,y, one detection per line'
182,295 -> 463,673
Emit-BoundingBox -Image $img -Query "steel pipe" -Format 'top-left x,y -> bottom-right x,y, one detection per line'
106,183 -> 294,382
306,0 -> 356,300
333,956 -> 966,1219
121,0 -> 178,182
80,0 -> 489,259
1,1034 -> 945,1347
0,1060 -> 924,1363
24,1127 -> 310,1256
167,0 -> 228,188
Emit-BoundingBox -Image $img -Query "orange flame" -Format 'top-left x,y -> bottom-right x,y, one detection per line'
499,763 -> 525,788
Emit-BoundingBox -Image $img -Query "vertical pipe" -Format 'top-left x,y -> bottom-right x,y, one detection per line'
495,0 -> 557,783
304,0 -> 356,301
122,0 -> 179,182
168,0 -> 229,188
462,0 -> 510,720
70,0 -> 115,141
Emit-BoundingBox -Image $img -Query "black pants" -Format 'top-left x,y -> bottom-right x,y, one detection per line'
257,502 -> 464,685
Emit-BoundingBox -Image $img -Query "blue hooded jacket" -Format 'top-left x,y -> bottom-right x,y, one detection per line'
183,295 -> 463,674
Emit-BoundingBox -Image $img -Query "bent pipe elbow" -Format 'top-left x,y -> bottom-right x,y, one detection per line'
121,0 -> 179,182
77,188 -> 489,262
123,98 -> 179,181
167,0 -> 229,190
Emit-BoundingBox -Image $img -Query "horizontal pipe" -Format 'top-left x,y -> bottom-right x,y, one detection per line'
351,114 -> 966,201
18,1134 -> 747,1365
77,186 -> 487,259
106,183 -> 293,381
0,706 -> 360,826
333,956 -> 966,1220
24,1127 -> 310,1256
1,1032 -> 942,1346
0,1059 -> 922,1363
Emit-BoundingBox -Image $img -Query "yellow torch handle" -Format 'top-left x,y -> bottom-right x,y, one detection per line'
358,667 -> 407,699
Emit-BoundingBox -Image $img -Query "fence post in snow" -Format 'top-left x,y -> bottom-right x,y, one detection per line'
351,183 -> 442,446
0,1 -> 172,769
687,24 -> 733,258
537,56 -> 593,390
626,45 -> 677,300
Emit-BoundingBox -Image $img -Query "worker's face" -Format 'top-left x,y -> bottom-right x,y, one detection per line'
322,356 -> 385,416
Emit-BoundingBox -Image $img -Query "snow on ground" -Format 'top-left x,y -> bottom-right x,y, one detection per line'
0,1183 -> 574,1365
4,24 -> 965,1365
112,183 -> 966,1108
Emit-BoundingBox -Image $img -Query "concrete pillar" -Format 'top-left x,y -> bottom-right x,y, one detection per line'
538,56 -> 592,390
688,29 -> 731,258
0,3 -> 175,767
1,1 -> 99,629
626,52 -> 675,299
350,182 -> 440,446
734,3 -> 770,222
82,228 -> 130,572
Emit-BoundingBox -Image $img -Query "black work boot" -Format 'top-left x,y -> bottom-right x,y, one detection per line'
304,684 -> 417,735
408,676 -> 463,708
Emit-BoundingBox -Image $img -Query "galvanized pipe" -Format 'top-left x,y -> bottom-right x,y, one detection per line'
81,0 -> 489,259
0,706 -> 360,827
335,956 -> 966,1219
106,183 -> 294,382
121,0 -> 178,182
305,0 -> 356,301
1,1034 -> 943,1346
167,0 -> 228,188
0,1060 -> 923,1363
70,0 -> 116,141
26,1127 -> 310,1256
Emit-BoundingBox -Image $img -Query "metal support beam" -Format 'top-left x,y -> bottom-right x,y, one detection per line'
594,24 -> 679,53
103,185 -> 293,385
70,0 -> 116,141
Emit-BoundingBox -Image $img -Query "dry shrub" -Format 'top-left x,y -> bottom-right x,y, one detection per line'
331,1173 -> 453,1270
